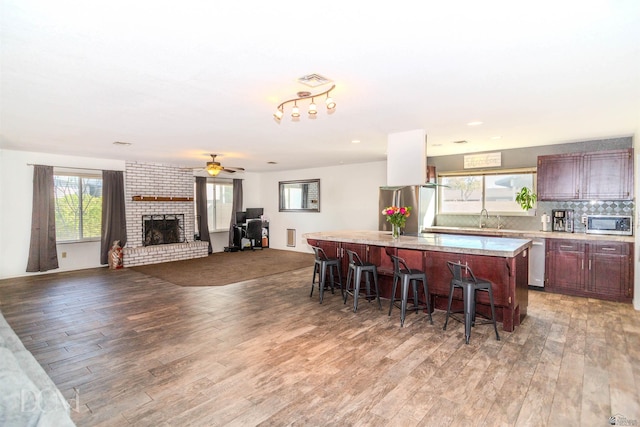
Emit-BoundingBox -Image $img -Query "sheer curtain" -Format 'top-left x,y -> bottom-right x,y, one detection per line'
26,165 -> 59,272
195,176 -> 212,253
100,170 -> 128,264
228,179 -> 243,247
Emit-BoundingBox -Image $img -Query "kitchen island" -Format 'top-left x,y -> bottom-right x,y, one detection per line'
304,230 -> 532,332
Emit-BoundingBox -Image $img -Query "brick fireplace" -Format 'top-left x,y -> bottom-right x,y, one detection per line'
122,161 -> 208,267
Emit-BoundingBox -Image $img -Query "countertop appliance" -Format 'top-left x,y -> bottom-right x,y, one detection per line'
586,215 -> 633,236
552,209 -> 574,233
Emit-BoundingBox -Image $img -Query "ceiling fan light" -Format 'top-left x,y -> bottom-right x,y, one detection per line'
207,167 -> 221,176
325,96 -> 336,110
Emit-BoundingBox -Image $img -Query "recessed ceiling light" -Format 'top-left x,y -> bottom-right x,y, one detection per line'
453,140 -> 468,144
467,121 -> 483,126
351,140 -> 361,144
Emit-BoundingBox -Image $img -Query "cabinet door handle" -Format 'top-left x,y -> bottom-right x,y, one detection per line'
581,260 -> 584,270
560,245 -> 573,249
589,259 -> 591,270
601,247 -> 616,251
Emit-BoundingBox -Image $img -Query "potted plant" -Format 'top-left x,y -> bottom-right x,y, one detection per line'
515,187 -> 537,211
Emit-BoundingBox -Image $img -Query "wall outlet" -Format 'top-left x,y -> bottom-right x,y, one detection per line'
581,215 -> 587,225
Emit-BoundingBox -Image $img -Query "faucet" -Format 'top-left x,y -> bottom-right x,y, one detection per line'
479,208 -> 489,228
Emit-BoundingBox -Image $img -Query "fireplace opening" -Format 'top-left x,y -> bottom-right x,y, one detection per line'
142,214 -> 185,246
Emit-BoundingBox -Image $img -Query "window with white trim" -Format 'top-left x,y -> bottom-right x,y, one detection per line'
54,173 -> 103,242
206,181 -> 233,231
439,169 -> 536,215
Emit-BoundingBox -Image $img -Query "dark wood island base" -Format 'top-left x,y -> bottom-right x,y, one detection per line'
305,230 -> 531,332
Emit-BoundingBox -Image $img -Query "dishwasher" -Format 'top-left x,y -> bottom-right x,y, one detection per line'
529,238 -> 546,287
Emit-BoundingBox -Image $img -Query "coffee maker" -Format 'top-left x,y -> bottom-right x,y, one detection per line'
552,209 -> 574,233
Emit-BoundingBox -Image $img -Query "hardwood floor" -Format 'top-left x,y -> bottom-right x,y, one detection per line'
1,266 -> 639,426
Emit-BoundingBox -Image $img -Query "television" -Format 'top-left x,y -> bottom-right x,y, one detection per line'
235,211 -> 247,224
245,208 -> 264,220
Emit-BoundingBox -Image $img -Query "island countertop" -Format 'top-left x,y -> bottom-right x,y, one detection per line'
303,230 -> 532,258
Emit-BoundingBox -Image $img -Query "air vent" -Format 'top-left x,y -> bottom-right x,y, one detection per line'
298,74 -> 332,88
286,229 -> 296,247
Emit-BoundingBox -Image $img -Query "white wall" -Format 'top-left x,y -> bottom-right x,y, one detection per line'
0,149 -> 125,279
254,161 -> 387,253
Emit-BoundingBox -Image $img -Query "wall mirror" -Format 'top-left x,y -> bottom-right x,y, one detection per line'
279,179 -> 320,212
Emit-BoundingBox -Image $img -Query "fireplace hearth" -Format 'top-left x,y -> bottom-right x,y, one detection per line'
142,214 -> 185,246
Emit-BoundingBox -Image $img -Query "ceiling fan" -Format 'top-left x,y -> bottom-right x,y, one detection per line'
203,154 -> 245,176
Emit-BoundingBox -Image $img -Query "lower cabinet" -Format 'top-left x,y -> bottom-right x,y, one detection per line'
546,239 -> 633,302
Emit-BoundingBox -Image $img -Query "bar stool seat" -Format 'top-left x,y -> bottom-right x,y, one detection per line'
443,261 -> 500,344
389,255 -> 433,327
343,249 -> 381,312
310,246 -> 342,304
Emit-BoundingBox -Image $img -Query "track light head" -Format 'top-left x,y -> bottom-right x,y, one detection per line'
325,95 -> 336,110
308,99 -> 317,115
291,102 -> 300,118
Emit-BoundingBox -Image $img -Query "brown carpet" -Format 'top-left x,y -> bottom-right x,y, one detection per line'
130,249 -> 315,287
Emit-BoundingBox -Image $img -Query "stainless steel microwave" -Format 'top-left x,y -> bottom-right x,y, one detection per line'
585,215 -> 633,236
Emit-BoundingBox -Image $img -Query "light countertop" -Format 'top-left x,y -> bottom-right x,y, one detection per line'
423,226 -> 635,243
303,230 -> 531,258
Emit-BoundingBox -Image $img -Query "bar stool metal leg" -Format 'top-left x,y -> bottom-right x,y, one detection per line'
488,286 -> 500,341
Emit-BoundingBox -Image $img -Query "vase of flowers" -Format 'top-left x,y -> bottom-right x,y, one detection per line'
381,206 -> 412,239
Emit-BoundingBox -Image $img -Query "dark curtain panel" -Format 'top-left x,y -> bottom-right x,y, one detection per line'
302,184 -> 309,209
195,177 -> 212,253
26,165 -> 59,272
100,170 -> 128,264
229,179 -> 243,247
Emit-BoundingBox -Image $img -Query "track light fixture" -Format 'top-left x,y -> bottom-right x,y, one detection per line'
273,84 -> 336,122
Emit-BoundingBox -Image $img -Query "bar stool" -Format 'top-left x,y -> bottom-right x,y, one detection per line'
310,245 -> 342,304
443,261 -> 500,344
389,255 -> 433,327
343,249 -> 381,312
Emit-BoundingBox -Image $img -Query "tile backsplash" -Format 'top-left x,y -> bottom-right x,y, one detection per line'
435,200 -> 635,232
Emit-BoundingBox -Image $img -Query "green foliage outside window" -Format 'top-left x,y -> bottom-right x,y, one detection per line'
55,175 -> 102,241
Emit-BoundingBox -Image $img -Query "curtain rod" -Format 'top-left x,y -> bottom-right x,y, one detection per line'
26,163 -> 123,172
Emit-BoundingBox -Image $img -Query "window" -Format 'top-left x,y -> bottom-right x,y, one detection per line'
54,174 -> 102,242
206,181 -> 233,231
439,169 -> 536,215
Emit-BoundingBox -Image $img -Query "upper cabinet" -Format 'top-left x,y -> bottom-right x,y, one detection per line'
581,150 -> 634,199
537,149 -> 633,201
536,153 -> 582,200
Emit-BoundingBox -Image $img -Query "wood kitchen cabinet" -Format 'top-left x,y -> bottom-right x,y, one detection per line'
581,149 -> 633,199
545,239 -> 633,302
537,153 -> 582,200
537,149 -> 633,200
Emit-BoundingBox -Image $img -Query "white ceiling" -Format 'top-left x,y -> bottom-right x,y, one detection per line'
2,1 -> 639,174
